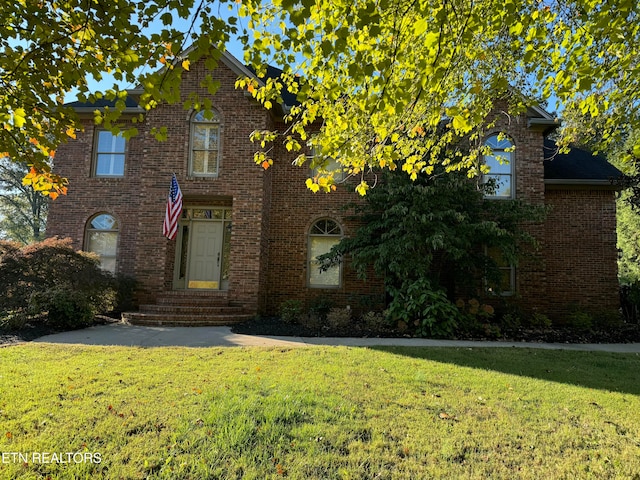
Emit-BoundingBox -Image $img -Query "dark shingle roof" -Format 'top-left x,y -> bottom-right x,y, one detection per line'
543,138 -> 621,183
66,96 -> 141,109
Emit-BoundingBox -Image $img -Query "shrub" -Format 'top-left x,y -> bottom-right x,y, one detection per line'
308,296 -> 334,322
361,310 -> 389,331
0,311 -> 29,331
499,312 -> 522,330
387,278 -> 460,338
326,307 -> 352,331
566,310 -> 593,332
528,312 -> 552,328
279,299 -> 304,324
0,238 -> 117,330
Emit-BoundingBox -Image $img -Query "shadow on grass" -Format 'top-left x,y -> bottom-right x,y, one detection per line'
371,346 -> 640,396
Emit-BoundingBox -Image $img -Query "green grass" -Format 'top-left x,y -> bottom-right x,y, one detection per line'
1,345 -> 639,479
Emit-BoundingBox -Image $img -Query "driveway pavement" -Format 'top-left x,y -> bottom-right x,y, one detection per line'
29,322 -> 640,352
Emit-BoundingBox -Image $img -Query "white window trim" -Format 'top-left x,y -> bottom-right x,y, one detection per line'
94,130 -> 126,178
189,111 -> 221,177
85,213 -> 119,274
483,134 -> 515,200
308,218 -> 343,288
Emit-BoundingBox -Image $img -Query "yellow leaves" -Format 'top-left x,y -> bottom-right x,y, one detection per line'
451,115 -> 471,133
182,59 -> 190,71
22,167 -> 68,199
305,178 -> 320,193
10,108 -> 26,129
355,181 -> 369,196
66,127 -> 76,139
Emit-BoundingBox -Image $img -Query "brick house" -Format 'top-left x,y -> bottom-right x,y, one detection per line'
46,51 -> 621,325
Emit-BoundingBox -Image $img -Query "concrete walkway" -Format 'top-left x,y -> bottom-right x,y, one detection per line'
28,322 -> 640,352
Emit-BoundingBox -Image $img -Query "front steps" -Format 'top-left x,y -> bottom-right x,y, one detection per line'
122,291 -> 255,327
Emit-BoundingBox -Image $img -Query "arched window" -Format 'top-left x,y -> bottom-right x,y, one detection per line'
190,110 -> 221,176
85,214 -> 118,273
308,218 -> 343,288
483,134 -> 514,199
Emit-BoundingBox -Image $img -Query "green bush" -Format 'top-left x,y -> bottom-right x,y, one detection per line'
387,278 -> 460,338
528,312 -> 552,328
566,310 -> 593,332
308,296 -> 334,322
0,237 -> 117,330
326,307 -> 352,331
361,310 -> 389,331
278,299 -> 304,324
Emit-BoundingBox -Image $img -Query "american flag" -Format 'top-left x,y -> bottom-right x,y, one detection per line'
162,174 -> 183,240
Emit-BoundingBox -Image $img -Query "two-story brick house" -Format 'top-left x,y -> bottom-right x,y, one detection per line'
46,50 -> 621,325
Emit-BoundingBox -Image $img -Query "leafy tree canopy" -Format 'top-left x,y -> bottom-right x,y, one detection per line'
1,0 -> 639,196
316,165 -> 545,337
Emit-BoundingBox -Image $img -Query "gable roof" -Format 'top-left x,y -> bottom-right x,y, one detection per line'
543,138 -> 622,186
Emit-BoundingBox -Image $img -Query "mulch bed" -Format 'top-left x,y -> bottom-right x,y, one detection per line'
3,316 -> 640,346
0,315 -> 120,347
231,316 -> 640,344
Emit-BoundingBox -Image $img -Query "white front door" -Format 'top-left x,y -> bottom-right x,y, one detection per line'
187,221 -> 223,289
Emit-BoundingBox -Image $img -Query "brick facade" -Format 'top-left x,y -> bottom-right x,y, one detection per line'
47,54 -> 620,321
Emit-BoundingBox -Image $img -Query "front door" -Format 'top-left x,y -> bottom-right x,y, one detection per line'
187,221 -> 223,289
173,207 -> 231,290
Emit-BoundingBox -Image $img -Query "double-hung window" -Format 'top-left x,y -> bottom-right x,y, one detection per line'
190,110 -> 221,176
94,131 -> 126,177
483,134 -> 514,199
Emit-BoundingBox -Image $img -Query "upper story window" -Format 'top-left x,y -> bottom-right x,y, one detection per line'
94,131 -> 126,177
483,134 -> 514,199
308,218 -> 343,288
309,147 -> 346,182
85,213 -> 119,273
190,110 -> 221,177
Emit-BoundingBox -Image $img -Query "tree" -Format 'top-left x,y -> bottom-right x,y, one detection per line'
2,0 -> 640,195
0,158 -> 48,244
318,166 -> 545,337
0,0 -> 234,197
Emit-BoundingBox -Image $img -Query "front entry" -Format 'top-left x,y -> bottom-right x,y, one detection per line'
188,221 -> 222,289
173,207 -> 231,290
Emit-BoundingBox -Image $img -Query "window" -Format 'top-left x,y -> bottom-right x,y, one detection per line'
483,134 -> 514,198
190,110 -> 221,176
308,219 -> 343,287
85,214 -> 119,273
485,246 -> 515,296
309,147 -> 345,182
94,131 -> 126,177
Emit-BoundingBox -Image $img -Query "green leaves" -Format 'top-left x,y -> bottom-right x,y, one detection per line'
1,0 -> 639,197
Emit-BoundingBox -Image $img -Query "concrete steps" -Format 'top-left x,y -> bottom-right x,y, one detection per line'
122,291 -> 255,327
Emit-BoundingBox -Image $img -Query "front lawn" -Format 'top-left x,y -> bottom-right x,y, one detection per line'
1,345 -> 639,479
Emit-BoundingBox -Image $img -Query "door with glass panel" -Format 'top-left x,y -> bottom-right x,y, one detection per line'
173,208 -> 231,290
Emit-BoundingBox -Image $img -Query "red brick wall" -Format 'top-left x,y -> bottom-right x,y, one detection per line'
544,187 -> 619,320
46,117 -> 145,280
49,57 -> 273,314
47,66 -> 619,321
483,108 -> 547,313
265,134 -> 384,315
